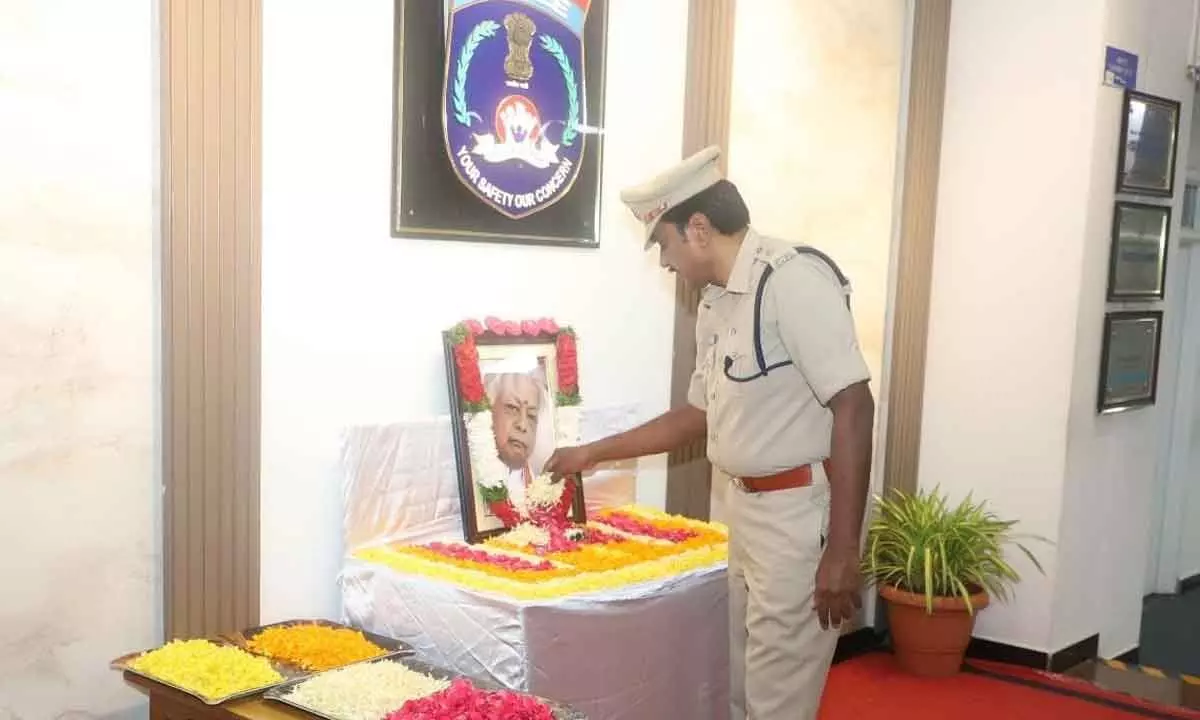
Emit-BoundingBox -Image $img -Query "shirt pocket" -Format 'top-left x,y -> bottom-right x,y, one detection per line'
715,330 -> 762,395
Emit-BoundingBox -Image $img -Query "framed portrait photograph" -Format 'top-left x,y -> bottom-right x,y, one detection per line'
1097,310 -> 1163,414
1107,201 -> 1170,301
1116,90 -> 1181,197
391,0 -> 610,247
443,318 -> 586,544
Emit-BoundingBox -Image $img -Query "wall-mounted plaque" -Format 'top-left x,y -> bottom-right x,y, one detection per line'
1116,90 -> 1180,198
1107,201 -> 1170,301
1097,310 -> 1163,414
392,0 -> 609,247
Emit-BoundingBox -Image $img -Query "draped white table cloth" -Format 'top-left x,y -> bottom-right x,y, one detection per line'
340,558 -> 730,720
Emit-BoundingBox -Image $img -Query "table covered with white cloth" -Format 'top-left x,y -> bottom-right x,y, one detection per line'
341,557 -> 729,720
337,420 -> 730,720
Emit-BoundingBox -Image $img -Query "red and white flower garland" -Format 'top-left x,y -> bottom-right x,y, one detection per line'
448,317 -> 583,531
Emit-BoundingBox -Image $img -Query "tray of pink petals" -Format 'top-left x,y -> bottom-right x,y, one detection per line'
389,675 -> 584,720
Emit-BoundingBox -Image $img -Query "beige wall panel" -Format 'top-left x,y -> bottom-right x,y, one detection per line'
161,0 -> 262,639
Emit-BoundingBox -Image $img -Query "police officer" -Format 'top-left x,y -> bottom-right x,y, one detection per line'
545,146 -> 875,720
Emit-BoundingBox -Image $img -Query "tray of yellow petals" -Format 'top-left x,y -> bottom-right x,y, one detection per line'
112,638 -> 300,705
226,618 -> 413,672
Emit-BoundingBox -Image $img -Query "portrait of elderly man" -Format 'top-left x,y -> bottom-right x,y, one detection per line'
484,364 -> 555,508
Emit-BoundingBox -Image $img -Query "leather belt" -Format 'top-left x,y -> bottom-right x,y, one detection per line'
734,460 -> 830,494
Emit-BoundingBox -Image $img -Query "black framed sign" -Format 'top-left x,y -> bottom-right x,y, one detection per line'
1107,201 -> 1170,301
1097,310 -> 1163,414
392,0 -> 609,247
1116,90 -> 1181,198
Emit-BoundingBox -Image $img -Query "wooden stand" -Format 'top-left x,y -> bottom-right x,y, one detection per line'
124,673 -> 308,720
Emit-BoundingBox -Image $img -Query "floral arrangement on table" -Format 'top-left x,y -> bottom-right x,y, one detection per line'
355,506 -> 729,601
446,317 -> 584,543
279,659 -> 561,720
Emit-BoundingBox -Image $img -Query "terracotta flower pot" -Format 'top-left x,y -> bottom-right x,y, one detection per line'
881,584 -> 990,677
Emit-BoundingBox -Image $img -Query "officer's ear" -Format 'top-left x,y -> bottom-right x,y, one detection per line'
686,213 -> 713,246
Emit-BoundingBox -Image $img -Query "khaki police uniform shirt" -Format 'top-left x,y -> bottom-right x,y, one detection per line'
688,229 -> 871,479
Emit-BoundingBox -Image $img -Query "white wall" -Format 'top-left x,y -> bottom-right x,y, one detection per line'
926,0 -> 1196,657
261,0 -> 688,621
0,1 -> 159,717
921,0 -> 1106,651
1057,0 -> 1195,657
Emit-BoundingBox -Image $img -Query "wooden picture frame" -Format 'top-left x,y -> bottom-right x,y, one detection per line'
443,319 -> 586,544
1116,90 -> 1181,198
1097,310 -> 1163,414
391,0 -> 610,247
1107,201 -> 1170,301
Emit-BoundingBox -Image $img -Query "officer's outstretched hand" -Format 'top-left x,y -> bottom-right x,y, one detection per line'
544,445 -> 596,481
814,547 -> 863,630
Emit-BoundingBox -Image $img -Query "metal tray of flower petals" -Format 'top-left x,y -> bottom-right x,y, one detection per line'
265,656 -> 587,719
111,639 -> 305,706
222,617 -> 414,669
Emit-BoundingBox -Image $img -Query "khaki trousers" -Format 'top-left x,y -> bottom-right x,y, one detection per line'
727,470 -> 838,720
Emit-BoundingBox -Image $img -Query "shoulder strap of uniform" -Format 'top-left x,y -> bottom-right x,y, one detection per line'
749,245 -> 852,375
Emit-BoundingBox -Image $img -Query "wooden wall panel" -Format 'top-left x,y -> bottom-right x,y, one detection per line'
161,0 -> 262,640
665,0 -> 737,519
882,0 -> 952,497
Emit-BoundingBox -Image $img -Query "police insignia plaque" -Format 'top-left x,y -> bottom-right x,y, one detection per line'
391,0 -> 608,246
443,0 -> 591,220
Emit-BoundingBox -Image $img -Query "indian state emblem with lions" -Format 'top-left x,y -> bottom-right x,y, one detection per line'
443,0 -> 592,219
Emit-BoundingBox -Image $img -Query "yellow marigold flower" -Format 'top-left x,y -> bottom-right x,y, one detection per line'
246,624 -> 387,671
129,639 -> 282,700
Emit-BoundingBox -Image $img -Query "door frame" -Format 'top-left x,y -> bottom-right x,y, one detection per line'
1148,236 -> 1200,594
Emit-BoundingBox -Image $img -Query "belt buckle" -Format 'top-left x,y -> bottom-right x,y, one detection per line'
732,476 -> 748,492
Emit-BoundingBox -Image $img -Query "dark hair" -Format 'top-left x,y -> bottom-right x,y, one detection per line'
661,179 -> 750,236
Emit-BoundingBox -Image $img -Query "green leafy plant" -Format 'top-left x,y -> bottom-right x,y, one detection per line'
862,487 -> 1046,614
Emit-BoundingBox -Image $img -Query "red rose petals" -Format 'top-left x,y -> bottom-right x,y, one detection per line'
424,543 -> 555,572
454,334 -> 486,405
555,332 -> 579,393
488,500 -> 521,528
600,512 -> 698,543
387,678 -> 556,720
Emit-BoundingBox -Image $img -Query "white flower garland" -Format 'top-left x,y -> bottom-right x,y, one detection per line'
465,411 -> 507,491
509,473 -> 568,518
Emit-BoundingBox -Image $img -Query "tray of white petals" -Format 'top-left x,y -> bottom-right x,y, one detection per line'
265,656 -> 586,720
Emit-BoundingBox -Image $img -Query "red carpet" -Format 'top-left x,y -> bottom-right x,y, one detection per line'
820,653 -> 1200,719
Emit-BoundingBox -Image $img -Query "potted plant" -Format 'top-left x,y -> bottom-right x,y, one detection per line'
862,487 -> 1045,677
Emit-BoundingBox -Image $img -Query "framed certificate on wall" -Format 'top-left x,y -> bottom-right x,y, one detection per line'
1097,310 -> 1163,414
1115,90 -> 1181,198
1107,201 -> 1170,301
